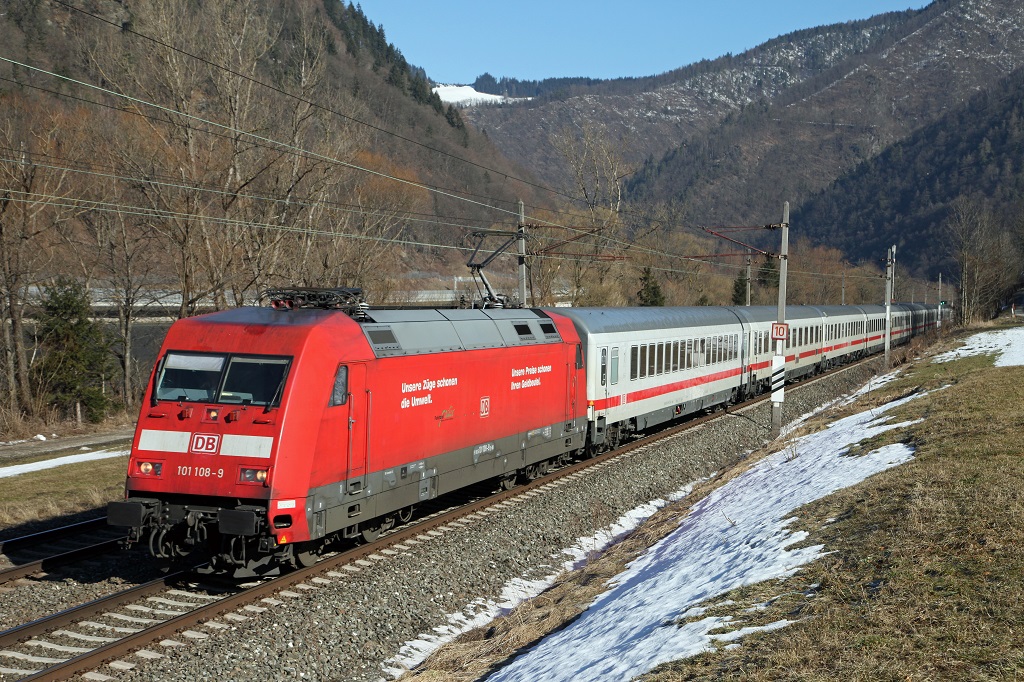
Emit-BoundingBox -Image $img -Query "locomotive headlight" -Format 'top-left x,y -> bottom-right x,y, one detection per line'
239,467 -> 269,485
136,461 -> 162,476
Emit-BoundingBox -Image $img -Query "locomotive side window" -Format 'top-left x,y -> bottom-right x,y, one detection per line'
330,365 -> 349,406
610,347 -> 619,385
576,343 -> 584,369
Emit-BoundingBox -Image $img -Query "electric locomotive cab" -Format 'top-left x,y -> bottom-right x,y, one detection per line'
107,291 -> 372,576
107,349 -> 294,571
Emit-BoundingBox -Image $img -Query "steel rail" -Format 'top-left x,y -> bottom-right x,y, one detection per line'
0,518 -> 108,554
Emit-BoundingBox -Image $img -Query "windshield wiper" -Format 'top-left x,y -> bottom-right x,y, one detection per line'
265,373 -> 287,413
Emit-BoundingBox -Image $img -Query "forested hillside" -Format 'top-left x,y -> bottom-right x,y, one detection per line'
463,8 -> 926,192
623,0 -> 1024,247
791,65 -> 1024,318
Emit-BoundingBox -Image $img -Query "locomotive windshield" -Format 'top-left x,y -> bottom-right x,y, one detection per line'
155,352 -> 291,406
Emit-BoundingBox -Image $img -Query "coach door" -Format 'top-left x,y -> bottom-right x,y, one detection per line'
344,363 -> 369,495
599,346 -> 609,407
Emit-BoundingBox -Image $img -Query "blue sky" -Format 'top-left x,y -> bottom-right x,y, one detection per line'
356,1 -> 932,84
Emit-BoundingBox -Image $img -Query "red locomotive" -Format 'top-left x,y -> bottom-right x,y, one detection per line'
108,289 -> 587,575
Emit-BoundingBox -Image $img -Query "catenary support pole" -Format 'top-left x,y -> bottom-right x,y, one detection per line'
517,200 -> 527,307
884,244 -> 895,369
745,250 -> 752,306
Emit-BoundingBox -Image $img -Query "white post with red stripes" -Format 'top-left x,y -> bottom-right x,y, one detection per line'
771,202 -> 790,438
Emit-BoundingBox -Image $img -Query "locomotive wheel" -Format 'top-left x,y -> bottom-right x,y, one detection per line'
521,464 -> 540,482
497,474 -> 516,491
397,505 -> 415,524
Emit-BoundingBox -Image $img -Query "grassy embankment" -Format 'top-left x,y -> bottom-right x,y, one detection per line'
399,323 -> 1024,680
0,453 -> 128,532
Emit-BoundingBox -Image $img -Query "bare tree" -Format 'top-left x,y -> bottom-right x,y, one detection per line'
946,196 -> 1021,323
546,122 -> 636,306
0,98 -> 80,414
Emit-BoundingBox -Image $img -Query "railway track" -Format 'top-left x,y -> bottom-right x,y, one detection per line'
0,520 -> 126,587
0,359 -> 871,681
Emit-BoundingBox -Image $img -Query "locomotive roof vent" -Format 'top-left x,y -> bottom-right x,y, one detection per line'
265,287 -> 367,317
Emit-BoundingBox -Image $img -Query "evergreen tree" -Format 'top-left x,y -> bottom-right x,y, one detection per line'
758,258 -> 780,289
731,272 -> 749,305
637,267 -> 666,306
445,104 -> 465,129
32,279 -> 112,423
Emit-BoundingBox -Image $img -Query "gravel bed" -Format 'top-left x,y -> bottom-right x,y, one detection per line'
0,549 -> 169,631
106,363 -> 878,682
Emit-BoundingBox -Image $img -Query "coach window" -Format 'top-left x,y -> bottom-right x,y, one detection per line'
600,348 -> 608,386
648,344 -> 657,376
610,347 -> 619,385
656,343 -> 664,375
639,345 -> 648,379
671,341 -> 679,372
630,346 -> 639,380
330,365 -> 348,406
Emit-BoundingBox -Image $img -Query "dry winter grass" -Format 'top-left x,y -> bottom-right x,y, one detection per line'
0,455 -> 127,531
398,324 -> 1024,681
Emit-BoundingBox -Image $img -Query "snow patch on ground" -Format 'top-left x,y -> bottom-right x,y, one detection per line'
0,448 -> 128,479
931,326 -> 1024,367
432,85 -> 528,106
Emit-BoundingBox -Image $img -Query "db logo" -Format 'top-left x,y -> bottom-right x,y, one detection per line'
479,396 -> 490,418
190,433 -> 221,454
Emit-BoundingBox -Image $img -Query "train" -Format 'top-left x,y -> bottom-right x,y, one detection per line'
107,288 -> 949,575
